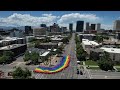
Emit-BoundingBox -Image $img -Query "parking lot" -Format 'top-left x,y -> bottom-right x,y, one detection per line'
89,69 -> 120,79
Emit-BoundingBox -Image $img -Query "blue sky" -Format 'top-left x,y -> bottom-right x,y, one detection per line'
0,11 -> 120,29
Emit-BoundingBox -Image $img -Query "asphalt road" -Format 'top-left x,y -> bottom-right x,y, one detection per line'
33,33 -> 79,79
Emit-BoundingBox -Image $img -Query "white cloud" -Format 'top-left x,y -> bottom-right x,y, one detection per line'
0,13 -> 58,27
57,13 -> 101,24
101,24 -> 113,30
0,12 -> 112,30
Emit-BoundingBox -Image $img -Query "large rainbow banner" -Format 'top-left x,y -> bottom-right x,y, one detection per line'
34,55 -> 70,74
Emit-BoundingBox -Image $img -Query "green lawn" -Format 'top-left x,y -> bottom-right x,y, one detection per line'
86,67 -> 100,70
85,60 -> 98,65
80,61 -> 83,65
116,68 -> 120,72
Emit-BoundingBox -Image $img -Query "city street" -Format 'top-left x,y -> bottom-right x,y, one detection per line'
33,33 -> 79,79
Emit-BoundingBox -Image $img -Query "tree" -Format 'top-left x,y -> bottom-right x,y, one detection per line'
12,67 -> 31,79
0,51 -> 14,64
35,40 -> 40,48
23,51 -> 30,62
0,55 -> 9,64
62,37 -> 69,44
56,48 -> 62,57
98,51 -> 114,71
3,51 -> 14,62
31,52 -> 39,64
95,35 -> 103,43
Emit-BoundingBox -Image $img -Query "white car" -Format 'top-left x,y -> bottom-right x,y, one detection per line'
77,61 -> 80,64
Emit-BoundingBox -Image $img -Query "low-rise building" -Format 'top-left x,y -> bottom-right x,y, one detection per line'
90,47 -> 120,62
0,44 -> 27,57
82,39 -> 99,54
0,37 -> 26,47
36,42 -> 58,49
78,34 -> 96,41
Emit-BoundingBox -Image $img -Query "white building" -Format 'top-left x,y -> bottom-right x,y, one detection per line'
0,37 -> 26,47
96,23 -> 101,30
100,47 -> 120,61
113,20 -> 120,30
82,39 -> 99,54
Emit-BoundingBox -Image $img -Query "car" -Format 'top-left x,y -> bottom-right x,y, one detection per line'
77,69 -> 79,74
80,71 -> 83,75
77,61 -> 80,64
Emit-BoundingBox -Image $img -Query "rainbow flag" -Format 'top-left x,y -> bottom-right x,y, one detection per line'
34,55 -> 70,74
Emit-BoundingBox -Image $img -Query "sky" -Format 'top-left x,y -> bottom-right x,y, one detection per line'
0,11 -> 120,30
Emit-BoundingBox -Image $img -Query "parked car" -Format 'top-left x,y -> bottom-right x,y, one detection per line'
80,71 -> 83,75
77,69 -> 79,74
77,61 -> 80,64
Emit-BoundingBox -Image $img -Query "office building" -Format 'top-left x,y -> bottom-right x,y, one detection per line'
50,23 -> 60,32
25,26 -> 33,35
10,29 -> 24,38
33,27 -> 47,37
76,21 -> 84,32
69,23 -> 73,32
96,23 -> 101,30
91,24 -> 96,30
113,20 -> 120,30
86,22 -> 90,30
40,24 -> 47,27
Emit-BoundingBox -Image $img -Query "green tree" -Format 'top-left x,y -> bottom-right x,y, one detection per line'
12,67 -> 31,79
0,55 -> 9,64
31,52 -> 39,64
98,51 -> 114,71
62,37 -> 69,44
35,40 -> 40,48
23,51 -> 30,62
95,35 -> 103,43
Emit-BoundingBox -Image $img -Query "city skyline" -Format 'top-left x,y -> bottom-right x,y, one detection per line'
0,11 -> 120,30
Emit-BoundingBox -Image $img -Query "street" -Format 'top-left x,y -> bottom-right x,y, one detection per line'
33,33 -> 79,79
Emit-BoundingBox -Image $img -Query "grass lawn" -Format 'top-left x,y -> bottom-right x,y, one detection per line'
86,67 -> 100,70
80,61 -> 83,65
116,68 -> 120,72
85,60 -> 98,65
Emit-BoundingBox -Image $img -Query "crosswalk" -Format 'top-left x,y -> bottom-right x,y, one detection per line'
34,73 -> 44,79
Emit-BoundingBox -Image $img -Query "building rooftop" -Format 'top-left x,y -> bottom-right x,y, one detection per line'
51,37 -> 62,41
40,42 -> 58,45
79,34 -> 96,36
0,44 -> 26,50
40,51 -> 50,57
100,47 -> 120,54
82,39 -> 99,46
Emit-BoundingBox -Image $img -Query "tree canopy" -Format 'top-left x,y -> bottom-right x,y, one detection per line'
98,51 -> 114,71
12,67 -> 31,79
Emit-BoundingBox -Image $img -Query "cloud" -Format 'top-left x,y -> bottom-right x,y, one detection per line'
0,13 -> 58,27
57,13 -> 101,24
0,12 -> 112,30
101,24 -> 113,30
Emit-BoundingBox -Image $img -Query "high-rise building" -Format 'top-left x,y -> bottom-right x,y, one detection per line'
33,27 -> 47,36
91,24 -> 96,30
86,22 -> 89,30
96,23 -> 101,30
69,23 -> 73,32
76,21 -> 84,32
25,26 -> 33,35
113,20 -> 120,30
40,24 -> 47,27
50,23 -> 60,32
